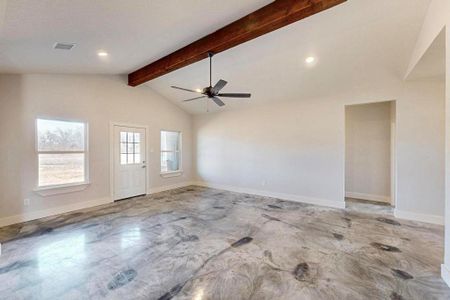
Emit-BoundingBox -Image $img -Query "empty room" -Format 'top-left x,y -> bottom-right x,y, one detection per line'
1,0 -> 450,299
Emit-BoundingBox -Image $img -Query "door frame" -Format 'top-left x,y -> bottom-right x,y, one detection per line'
343,100 -> 397,207
110,122 -> 149,201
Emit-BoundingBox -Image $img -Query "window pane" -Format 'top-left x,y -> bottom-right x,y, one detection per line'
121,154 -> 127,165
127,132 -> 134,143
120,132 -> 127,143
39,153 -> 85,186
127,153 -> 134,164
134,153 -> 141,164
161,151 -> 179,172
134,133 -> 140,143
127,143 -> 134,154
161,131 -> 180,152
37,119 -> 85,151
121,143 -> 127,154
134,143 -> 140,154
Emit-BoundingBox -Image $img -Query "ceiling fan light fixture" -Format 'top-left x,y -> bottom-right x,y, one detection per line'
171,54 -> 251,107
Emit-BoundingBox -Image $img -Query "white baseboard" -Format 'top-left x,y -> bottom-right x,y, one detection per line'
0,182 -> 195,228
442,264 -> 450,287
345,192 -> 390,203
394,209 -> 444,225
194,181 -> 345,209
0,197 -> 112,228
147,181 -> 194,194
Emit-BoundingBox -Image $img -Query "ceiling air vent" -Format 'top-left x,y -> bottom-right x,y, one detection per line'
53,42 -> 76,50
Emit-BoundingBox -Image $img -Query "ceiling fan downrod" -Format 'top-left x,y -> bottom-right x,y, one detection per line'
208,51 -> 214,88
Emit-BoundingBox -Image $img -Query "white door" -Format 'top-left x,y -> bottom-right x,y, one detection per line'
113,125 -> 147,200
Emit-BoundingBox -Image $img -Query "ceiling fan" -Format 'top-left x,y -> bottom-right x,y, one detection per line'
171,52 -> 251,107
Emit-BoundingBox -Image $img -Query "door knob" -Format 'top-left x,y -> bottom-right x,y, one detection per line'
142,165 -> 146,168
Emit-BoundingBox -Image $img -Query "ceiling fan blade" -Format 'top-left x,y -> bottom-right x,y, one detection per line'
212,79 -> 227,94
171,86 -> 201,93
212,97 -> 225,107
217,93 -> 251,98
183,96 -> 206,102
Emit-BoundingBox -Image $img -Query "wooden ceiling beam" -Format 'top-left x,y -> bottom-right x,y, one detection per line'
128,0 -> 346,86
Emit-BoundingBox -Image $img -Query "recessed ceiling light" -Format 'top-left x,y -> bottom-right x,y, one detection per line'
305,56 -> 315,64
97,51 -> 108,57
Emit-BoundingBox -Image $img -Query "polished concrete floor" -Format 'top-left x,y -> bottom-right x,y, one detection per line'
345,197 -> 393,215
0,186 -> 449,299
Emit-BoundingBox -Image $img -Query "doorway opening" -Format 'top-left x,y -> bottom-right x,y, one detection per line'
345,101 -> 396,213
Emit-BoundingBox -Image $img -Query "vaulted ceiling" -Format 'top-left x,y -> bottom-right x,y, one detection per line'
0,0 -> 433,114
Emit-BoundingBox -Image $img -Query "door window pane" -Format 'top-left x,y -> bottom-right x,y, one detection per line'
120,143 -> 127,154
120,132 -> 127,143
127,153 -> 134,164
120,131 -> 142,165
127,132 -> 134,143
127,143 -> 134,154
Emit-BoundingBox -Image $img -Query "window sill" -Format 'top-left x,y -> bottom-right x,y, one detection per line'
34,182 -> 90,197
160,170 -> 183,178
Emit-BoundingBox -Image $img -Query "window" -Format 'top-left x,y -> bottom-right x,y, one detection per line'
37,119 -> 88,188
120,132 -> 141,165
160,130 -> 181,174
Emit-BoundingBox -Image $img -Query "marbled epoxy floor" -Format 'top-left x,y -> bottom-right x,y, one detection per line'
346,198 -> 393,215
0,186 -> 449,299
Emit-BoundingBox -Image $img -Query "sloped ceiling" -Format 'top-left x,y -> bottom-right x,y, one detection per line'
407,29 -> 446,81
0,0 -> 272,74
0,0 -> 431,114
146,0 -> 431,114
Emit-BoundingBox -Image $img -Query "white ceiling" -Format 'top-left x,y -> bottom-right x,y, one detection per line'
0,0 -> 433,114
0,0 -> 272,74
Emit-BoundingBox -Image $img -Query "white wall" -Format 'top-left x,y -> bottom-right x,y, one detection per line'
194,79 -> 445,220
396,80 -> 445,218
403,0 -> 450,285
195,94 -> 347,209
345,102 -> 392,203
0,74 -> 193,224
444,24 -> 450,283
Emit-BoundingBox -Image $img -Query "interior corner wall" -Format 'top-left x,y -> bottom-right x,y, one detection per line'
445,25 -> 450,271
193,79 -> 444,220
0,74 -> 193,224
345,102 -> 392,203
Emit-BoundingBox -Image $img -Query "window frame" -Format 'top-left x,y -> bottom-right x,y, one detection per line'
35,117 -> 90,191
160,129 -> 182,176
